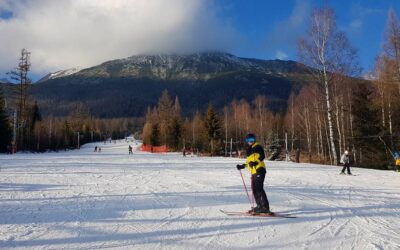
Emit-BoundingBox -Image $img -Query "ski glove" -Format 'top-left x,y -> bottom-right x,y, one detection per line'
236,164 -> 245,170
248,161 -> 258,167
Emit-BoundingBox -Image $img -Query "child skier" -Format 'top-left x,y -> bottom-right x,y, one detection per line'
340,150 -> 352,175
236,134 -> 271,214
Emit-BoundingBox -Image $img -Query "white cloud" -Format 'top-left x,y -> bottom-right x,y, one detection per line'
0,0 -> 238,75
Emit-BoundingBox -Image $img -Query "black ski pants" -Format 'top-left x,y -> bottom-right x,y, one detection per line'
251,169 -> 269,210
341,163 -> 351,174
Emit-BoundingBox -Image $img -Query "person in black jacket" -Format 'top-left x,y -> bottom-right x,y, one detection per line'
237,133 -> 271,214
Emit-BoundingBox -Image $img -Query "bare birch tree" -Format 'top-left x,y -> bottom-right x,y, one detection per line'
298,7 -> 359,164
384,9 -> 400,94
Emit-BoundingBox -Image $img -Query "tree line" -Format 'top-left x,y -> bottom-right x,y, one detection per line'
1,6 -> 399,169
0,87 -> 142,152
0,49 -> 142,152
141,7 -> 400,170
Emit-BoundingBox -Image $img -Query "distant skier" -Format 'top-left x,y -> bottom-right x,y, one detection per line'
98,147 -> 101,152
128,145 -> 133,155
395,152 -> 400,172
94,146 -> 98,152
340,150 -> 352,175
236,133 -> 271,214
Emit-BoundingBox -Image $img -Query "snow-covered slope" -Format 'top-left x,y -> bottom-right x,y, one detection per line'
37,68 -> 81,82
1,141 -> 399,249
75,53 -> 304,80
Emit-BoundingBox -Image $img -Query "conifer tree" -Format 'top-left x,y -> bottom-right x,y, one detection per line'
204,104 -> 222,155
352,83 -> 387,169
150,123 -> 160,146
8,48 -> 32,151
0,89 -> 12,152
167,96 -> 183,149
157,90 -> 174,145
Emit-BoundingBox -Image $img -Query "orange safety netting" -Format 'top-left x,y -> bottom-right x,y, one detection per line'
141,144 -> 169,153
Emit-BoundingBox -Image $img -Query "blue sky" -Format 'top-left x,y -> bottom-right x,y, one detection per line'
0,0 -> 399,81
213,0 -> 400,73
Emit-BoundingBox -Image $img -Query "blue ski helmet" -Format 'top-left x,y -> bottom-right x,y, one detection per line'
245,133 -> 256,143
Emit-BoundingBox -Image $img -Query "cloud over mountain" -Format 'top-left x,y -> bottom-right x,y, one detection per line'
0,0 -> 239,75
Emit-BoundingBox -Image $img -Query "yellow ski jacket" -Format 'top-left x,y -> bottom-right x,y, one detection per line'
245,142 -> 266,175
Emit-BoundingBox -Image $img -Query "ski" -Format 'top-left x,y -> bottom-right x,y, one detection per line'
220,209 -> 297,218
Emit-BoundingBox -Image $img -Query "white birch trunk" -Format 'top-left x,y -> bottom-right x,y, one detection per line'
291,97 -> 295,152
323,68 -> 338,164
335,94 -> 342,156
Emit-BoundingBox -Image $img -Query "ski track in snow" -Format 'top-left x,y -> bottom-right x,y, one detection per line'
0,141 -> 399,250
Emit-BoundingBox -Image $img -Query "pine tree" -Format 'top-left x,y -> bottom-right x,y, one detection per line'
0,89 -> 12,152
157,90 -> 174,145
158,90 -> 173,119
150,123 -> 160,146
8,48 -> 32,151
167,96 -> 183,150
204,104 -> 222,155
168,118 -> 182,149
142,107 -> 156,145
352,83 -> 387,169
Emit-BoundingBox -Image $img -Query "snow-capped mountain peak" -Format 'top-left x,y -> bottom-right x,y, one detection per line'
38,67 -> 81,82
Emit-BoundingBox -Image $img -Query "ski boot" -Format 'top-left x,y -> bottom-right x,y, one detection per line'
253,206 -> 274,215
248,206 -> 260,214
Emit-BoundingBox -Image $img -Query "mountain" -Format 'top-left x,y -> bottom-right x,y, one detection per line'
37,67 -> 81,82
73,52 -> 307,80
29,52 -> 314,118
0,78 -> 10,84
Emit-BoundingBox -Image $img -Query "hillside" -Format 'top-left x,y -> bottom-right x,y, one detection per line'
27,52 -> 313,117
0,141 -> 399,249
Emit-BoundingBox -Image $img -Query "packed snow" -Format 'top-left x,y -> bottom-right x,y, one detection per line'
0,141 -> 399,250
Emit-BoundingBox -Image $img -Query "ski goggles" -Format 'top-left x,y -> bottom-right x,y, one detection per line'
245,137 -> 256,143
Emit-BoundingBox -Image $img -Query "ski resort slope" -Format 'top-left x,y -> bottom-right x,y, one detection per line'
1,141 -> 399,250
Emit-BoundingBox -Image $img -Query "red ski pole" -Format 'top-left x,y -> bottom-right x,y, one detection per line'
239,169 -> 254,208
